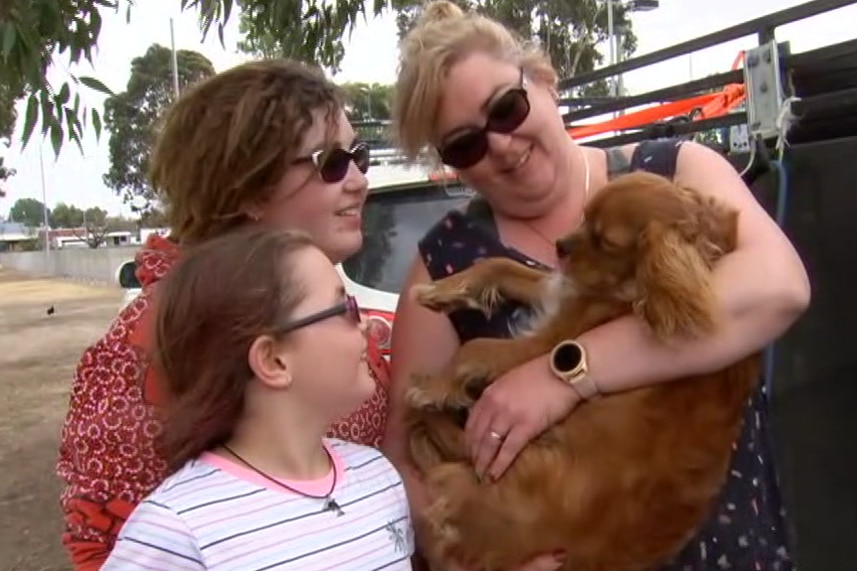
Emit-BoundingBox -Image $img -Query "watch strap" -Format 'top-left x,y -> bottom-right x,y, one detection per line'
570,374 -> 601,401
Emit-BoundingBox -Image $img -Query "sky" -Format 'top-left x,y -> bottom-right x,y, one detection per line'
2,0 -> 855,218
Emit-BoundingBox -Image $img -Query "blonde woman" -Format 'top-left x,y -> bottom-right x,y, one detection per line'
383,2 -> 808,570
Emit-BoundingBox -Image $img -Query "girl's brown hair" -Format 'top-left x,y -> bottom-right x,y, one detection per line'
393,0 -> 556,160
149,59 -> 345,245
153,226 -> 314,471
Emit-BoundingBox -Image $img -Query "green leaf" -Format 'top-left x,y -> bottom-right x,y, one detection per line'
66,111 -> 84,154
79,76 -> 115,96
39,91 -> 52,136
58,83 -> 70,104
21,95 -> 39,150
50,122 -> 63,158
1,22 -> 16,58
92,108 -> 102,140
91,9 -> 103,39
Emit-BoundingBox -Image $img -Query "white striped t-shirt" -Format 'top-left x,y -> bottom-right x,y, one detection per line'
102,439 -> 414,570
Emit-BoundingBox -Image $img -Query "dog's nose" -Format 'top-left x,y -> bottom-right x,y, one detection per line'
556,238 -> 572,259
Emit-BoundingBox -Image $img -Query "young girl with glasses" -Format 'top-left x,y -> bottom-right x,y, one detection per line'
102,227 -> 413,570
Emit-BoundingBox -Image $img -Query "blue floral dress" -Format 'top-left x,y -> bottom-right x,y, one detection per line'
417,139 -> 797,571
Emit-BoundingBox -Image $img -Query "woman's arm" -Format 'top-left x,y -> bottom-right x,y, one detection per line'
468,141 -> 811,479
57,295 -> 161,571
382,255 -> 463,549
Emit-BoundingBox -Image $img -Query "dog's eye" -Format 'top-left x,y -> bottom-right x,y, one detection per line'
591,231 -> 621,253
601,237 -> 621,252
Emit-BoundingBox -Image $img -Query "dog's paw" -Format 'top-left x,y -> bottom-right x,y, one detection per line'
454,361 -> 493,392
425,497 -> 460,543
405,385 -> 440,410
406,376 -> 475,412
412,282 -> 481,313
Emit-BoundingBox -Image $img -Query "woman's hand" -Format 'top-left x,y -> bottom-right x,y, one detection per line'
465,355 -> 581,480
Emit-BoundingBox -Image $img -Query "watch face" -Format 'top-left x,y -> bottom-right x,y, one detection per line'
554,342 -> 583,373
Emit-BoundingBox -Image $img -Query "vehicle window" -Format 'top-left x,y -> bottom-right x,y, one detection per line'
118,261 -> 142,289
342,183 -> 474,293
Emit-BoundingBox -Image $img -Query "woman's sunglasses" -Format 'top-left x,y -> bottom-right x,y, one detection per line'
277,294 -> 361,334
437,69 -> 531,170
293,142 -> 371,184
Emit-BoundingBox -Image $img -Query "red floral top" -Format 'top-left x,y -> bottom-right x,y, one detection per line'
55,234 -> 390,571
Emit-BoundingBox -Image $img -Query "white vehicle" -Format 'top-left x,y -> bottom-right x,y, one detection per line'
115,162 -> 475,358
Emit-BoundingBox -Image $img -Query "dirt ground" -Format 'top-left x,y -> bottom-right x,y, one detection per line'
0,269 -> 124,571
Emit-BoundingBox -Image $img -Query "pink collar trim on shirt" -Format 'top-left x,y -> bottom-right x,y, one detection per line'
200,439 -> 346,497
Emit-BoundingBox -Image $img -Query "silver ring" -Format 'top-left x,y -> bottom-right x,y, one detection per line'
489,430 -> 505,442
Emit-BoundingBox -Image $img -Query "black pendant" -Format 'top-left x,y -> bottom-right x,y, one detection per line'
324,497 -> 344,516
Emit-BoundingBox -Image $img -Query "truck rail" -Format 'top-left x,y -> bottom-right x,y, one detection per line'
561,0 -> 857,149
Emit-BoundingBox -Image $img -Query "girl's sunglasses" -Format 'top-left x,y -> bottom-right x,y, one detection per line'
277,294 -> 361,334
293,142 -> 371,183
437,69 -> 530,170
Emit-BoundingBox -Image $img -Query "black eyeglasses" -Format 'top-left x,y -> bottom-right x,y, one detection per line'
437,68 -> 531,170
277,294 -> 361,334
293,142 -> 371,183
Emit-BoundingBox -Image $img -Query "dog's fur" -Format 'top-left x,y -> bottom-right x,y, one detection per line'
404,171 -> 761,571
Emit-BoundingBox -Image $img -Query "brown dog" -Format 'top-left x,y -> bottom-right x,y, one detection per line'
404,171 -> 761,571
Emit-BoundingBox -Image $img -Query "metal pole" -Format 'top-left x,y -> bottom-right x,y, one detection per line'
39,145 -> 50,259
616,26 -> 625,115
607,0 -> 615,97
170,18 -> 180,99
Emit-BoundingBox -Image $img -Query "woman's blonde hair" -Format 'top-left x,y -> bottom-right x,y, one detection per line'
393,0 -> 557,160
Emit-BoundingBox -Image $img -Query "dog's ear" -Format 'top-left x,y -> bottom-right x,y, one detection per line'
675,188 -> 740,264
633,220 -> 718,341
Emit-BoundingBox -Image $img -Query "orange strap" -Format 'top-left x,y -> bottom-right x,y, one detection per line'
567,50 -> 749,140
567,93 -> 718,139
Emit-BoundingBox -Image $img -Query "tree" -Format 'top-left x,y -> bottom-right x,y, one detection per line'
0,79 -> 21,183
48,202 -> 133,248
340,82 -> 394,122
1,0 -> 386,158
8,197 -> 47,227
235,5 -> 344,69
138,206 -> 168,228
391,0 -> 637,96
49,202 -> 85,227
102,44 -> 215,205
1,0 -> 116,159
76,205 -> 111,248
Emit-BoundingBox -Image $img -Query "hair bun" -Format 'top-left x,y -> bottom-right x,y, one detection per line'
419,0 -> 465,24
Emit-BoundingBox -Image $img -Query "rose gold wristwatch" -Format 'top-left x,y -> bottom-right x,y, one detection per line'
549,340 -> 601,401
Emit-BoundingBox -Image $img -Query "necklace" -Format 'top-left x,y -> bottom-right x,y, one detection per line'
523,145 -> 592,262
222,444 -> 344,516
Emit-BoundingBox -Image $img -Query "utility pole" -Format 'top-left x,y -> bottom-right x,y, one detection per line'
39,145 -> 50,260
170,18 -> 180,99
607,0 -> 616,97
